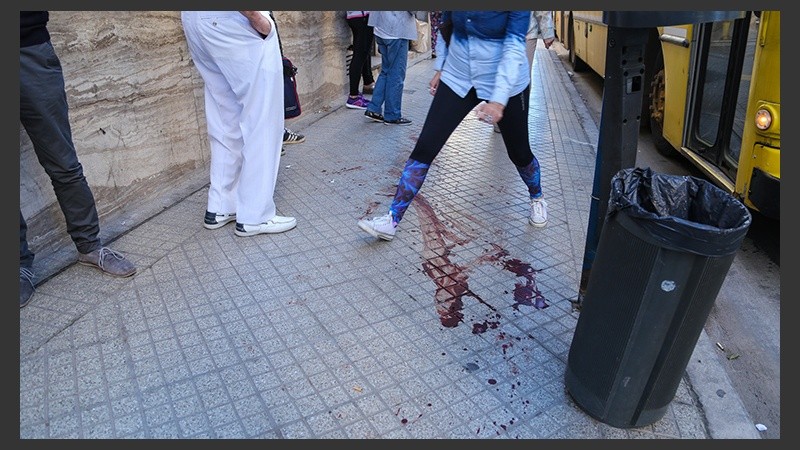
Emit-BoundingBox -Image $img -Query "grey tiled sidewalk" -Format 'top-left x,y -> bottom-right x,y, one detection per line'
21,46 -> 724,439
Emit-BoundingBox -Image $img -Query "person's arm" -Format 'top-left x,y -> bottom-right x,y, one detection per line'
534,11 -> 555,48
239,11 -> 273,38
478,11 -> 529,124
489,11 -> 529,107
429,70 -> 441,96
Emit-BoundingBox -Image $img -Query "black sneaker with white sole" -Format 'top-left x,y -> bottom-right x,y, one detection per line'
283,128 -> 305,144
364,110 -> 384,123
204,211 -> 237,230
384,117 -> 412,126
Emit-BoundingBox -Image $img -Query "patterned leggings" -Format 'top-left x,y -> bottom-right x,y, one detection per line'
429,11 -> 443,53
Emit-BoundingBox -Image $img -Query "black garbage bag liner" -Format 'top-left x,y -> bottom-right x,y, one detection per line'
608,167 -> 751,256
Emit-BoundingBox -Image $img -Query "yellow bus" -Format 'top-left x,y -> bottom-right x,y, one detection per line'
554,11 -> 780,219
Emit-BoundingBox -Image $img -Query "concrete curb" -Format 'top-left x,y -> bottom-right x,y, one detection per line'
686,331 -> 762,438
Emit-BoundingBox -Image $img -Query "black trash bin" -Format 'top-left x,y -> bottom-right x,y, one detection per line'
565,167 -> 752,428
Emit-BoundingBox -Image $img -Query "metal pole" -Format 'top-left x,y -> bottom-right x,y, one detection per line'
573,11 -> 745,309
574,26 -> 648,309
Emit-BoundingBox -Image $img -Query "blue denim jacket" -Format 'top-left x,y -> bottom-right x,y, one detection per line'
434,11 -> 530,105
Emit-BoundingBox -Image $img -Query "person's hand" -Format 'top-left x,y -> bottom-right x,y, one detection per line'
429,71 -> 441,96
543,37 -> 555,49
476,101 -> 504,125
240,11 -> 272,37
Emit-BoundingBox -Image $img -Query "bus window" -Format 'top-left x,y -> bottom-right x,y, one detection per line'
695,22 -> 731,145
685,12 -> 756,181
729,14 -> 759,167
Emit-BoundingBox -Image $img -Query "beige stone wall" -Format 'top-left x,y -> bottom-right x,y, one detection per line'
276,11 -> 353,114
19,11 -> 351,275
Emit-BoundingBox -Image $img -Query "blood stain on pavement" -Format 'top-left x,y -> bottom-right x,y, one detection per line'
414,195 -> 549,328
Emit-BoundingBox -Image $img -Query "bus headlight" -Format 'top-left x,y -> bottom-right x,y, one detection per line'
755,108 -> 772,130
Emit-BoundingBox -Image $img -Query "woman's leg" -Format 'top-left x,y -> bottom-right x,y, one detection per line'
380,38 -> 410,122
365,36 -> 390,115
497,89 -> 543,199
388,84 -> 481,223
360,23 -> 375,87
347,16 -> 372,96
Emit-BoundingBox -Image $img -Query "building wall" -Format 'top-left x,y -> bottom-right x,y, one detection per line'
19,11 -> 352,278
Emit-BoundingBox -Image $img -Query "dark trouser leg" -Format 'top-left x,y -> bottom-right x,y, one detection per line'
347,17 -> 374,95
20,210 -> 34,269
409,82 -> 479,164
497,86 -> 542,198
378,38 -> 410,122
20,41 -> 101,255
360,25 -> 375,86
387,83 -> 479,223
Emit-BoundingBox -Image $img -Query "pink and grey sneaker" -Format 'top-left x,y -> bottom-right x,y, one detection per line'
346,94 -> 370,110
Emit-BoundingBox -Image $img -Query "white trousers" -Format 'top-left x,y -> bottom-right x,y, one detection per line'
181,11 -> 284,224
526,38 -> 539,76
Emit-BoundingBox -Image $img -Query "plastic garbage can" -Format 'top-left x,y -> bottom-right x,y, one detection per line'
565,167 -> 752,428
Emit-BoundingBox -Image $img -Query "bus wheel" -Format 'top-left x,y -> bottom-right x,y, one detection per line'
648,67 -> 677,157
569,48 -> 588,72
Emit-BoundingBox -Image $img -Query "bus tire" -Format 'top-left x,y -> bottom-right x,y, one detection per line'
648,67 -> 677,158
639,29 -> 662,131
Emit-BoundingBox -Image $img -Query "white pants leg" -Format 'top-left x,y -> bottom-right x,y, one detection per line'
181,11 -> 284,224
526,37 -> 538,76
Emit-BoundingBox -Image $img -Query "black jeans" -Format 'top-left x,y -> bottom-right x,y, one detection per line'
347,16 -> 375,96
410,81 -> 535,168
20,40 -> 102,268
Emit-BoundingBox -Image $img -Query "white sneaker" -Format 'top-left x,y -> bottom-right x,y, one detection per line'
358,212 -> 397,241
529,198 -> 548,227
234,216 -> 297,236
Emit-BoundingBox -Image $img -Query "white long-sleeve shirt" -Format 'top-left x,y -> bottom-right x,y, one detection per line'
527,11 -> 555,40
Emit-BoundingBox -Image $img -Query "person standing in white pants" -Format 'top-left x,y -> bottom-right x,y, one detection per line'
181,11 -> 296,237
526,11 -> 555,74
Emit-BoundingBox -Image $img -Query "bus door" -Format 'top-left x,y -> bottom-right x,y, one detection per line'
682,11 -> 758,183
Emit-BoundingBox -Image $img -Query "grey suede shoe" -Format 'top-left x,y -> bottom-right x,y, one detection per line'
78,247 -> 137,277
